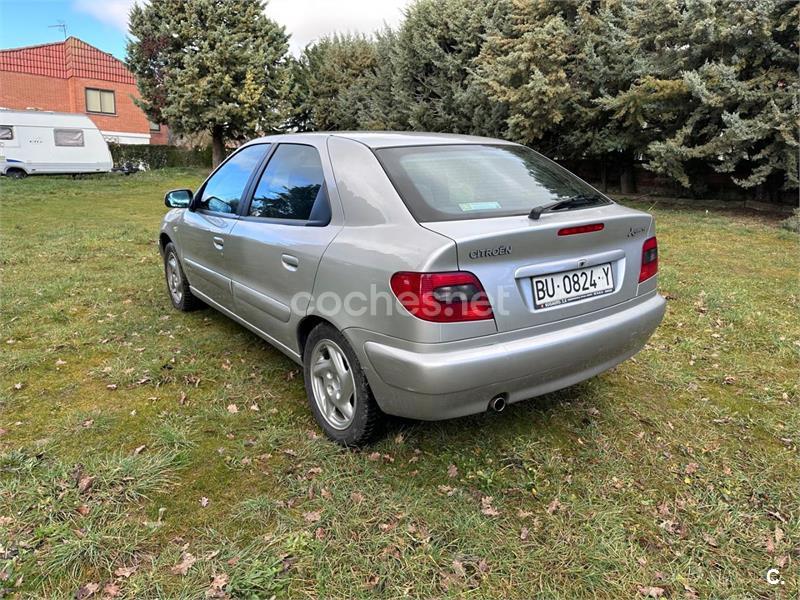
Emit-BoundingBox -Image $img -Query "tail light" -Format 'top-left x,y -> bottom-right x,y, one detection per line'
390,271 -> 493,322
639,236 -> 658,282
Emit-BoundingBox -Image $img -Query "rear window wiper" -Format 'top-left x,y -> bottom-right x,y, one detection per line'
528,195 -> 609,220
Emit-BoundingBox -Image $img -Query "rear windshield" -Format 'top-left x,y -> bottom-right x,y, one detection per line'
374,144 -> 606,222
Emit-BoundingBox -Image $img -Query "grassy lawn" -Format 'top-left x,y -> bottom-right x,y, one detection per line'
1,169 -> 798,599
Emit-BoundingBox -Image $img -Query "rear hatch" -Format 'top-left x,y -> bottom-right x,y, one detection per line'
422,203 -> 653,332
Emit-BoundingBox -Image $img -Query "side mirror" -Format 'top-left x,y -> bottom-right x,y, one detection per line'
164,189 -> 193,208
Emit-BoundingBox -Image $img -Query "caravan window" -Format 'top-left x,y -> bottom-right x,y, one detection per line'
0,126 -> 12,140
54,129 -> 85,147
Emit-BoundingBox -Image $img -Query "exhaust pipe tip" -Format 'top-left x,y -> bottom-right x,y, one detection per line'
489,395 -> 506,413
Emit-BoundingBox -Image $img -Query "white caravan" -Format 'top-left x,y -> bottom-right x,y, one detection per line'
0,109 -> 113,178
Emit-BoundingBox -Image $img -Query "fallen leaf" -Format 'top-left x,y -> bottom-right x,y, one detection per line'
249,403 -> 260,411
480,496 -> 500,516
702,533 -> 719,548
684,462 -> 699,475
133,445 -> 147,456
438,485 -> 456,496
774,526 -> 784,544
368,452 -> 381,461
365,574 -> 380,590
106,384 -> 117,390
205,572 -> 229,598
0,429 -> 6,437
102,582 -> 121,598
113,565 -> 137,578
546,498 -> 562,515
351,491 -> 365,504
226,404 -> 238,414
520,527 -> 529,541
638,586 -> 665,598
447,464 -> 458,478
13,382 -> 23,390
76,504 -> 91,516
199,497 -> 209,508
179,391 -> 188,405
315,527 -> 326,540
304,510 -> 322,523
78,475 -> 95,494
75,582 -> 99,599
56,359 -> 67,366
171,552 -> 197,576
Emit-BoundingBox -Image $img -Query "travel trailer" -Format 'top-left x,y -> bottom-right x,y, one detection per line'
0,109 -> 113,178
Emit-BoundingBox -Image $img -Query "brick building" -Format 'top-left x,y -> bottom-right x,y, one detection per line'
0,37 -> 167,145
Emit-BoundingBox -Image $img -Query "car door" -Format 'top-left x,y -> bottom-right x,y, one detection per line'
226,142 -> 343,354
179,143 -> 270,309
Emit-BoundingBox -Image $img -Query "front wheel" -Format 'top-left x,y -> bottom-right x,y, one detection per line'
303,324 -> 383,446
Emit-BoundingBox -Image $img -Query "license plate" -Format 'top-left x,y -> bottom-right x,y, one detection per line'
532,263 -> 614,308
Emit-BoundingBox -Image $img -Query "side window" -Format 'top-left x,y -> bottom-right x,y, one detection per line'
197,144 -> 270,215
249,144 -> 327,221
54,129 -> 84,147
0,126 -> 13,141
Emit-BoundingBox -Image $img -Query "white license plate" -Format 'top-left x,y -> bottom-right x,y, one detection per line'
532,263 -> 614,308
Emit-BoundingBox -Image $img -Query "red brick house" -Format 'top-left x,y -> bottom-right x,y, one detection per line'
0,37 -> 168,145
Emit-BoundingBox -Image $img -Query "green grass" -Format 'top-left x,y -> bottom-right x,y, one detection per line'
1,170 -> 798,598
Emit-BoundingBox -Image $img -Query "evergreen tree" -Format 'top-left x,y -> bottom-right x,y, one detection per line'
290,34 -> 380,131
634,0 -> 799,196
127,0 -> 289,166
394,0 -> 508,136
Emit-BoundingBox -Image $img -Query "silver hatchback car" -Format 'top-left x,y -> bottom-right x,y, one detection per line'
159,132 -> 666,444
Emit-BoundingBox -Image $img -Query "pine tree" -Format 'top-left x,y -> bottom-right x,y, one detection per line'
127,0 -> 289,166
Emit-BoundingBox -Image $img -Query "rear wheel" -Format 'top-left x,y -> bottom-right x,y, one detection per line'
163,242 -> 203,311
6,168 -> 27,179
303,324 -> 383,446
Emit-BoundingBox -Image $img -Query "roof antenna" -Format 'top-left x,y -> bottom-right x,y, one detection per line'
49,20 -> 67,39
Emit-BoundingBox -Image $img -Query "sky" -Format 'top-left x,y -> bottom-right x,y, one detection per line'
0,0 -> 410,58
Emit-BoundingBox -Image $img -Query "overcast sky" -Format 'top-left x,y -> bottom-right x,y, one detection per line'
73,0 -> 411,54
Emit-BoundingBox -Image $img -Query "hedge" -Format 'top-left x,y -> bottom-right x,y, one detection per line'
108,143 -> 212,169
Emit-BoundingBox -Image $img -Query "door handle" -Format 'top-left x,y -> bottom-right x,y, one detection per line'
281,254 -> 299,271
212,236 -> 224,250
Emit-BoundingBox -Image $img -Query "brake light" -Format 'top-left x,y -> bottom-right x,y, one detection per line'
639,236 -> 658,282
390,271 -> 493,322
558,223 -> 604,236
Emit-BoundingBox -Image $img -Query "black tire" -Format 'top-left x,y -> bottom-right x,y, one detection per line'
163,242 -> 203,312
303,323 -> 384,446
6,169 -> 27,179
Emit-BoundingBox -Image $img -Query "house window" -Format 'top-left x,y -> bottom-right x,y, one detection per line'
149,121 -> 161,132
54,129 -> 85,147
85,88 -> 116,114
0,125 -> 13,140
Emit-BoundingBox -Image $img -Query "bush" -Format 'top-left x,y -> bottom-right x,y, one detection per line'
780,208 -> 800,233
108,143 -> 212,170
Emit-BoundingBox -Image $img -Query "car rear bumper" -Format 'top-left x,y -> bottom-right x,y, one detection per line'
348,292 -> 666,420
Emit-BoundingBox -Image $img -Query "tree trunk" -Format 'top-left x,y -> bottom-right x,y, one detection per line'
211,126 -> 225,168
600,156 -> 608,193
620,152 -> 637,194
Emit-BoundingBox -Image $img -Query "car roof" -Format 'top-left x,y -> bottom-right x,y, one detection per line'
248,131 -> 518,149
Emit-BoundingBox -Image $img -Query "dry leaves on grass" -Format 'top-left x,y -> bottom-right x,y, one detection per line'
447,464 -> 458,478
113,565 -> 137,578
103,582 -> 121,598
304,510 -> 322,523
75,582 -> 99,599
480,496 -> 500,517
199,497 -> 209,508
206,573 -> 229,598
546,498 -> 562,515
226,404 -> 238,414
638,586 -> 665,598
171,552 -> 197,576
